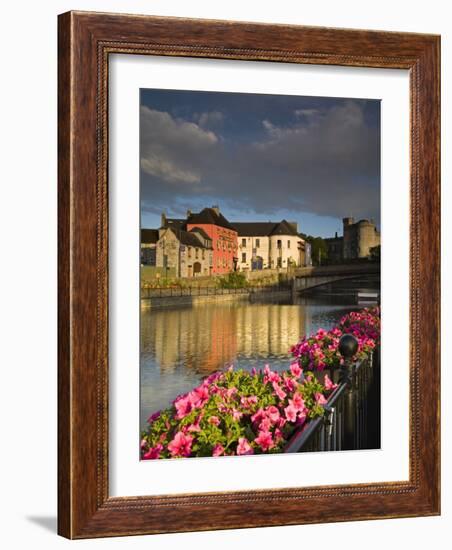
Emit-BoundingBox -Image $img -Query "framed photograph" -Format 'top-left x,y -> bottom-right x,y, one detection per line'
58,11 -> 440,538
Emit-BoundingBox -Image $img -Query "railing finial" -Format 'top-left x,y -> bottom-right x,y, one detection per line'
338,333 -> 359,359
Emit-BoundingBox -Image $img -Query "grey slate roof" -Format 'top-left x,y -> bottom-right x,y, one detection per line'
189,226 -> 212,241
187,208 -> 236,231
233,220 -> 299,237
165,227 -> 211,249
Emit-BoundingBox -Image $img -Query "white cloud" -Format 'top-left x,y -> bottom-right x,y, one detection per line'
140,106 -> 218,184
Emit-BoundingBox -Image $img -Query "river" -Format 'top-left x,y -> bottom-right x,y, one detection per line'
140,276 -> 380,429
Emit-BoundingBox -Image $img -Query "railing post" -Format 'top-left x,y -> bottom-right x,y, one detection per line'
338,334 -> 359,451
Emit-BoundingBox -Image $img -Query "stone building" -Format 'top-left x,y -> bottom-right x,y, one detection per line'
233,220 -> 307,271
343,217 -> 380,259
140,229 -> 159,265
156,226 -> 213,278
325,218 -> 381,261
186,207 -> 238,275
161,206 -> 238,275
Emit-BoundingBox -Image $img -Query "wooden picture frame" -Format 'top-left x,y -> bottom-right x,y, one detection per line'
58,11 -> 440,538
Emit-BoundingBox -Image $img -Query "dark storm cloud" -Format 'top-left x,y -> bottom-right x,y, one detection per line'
140,95 -> 380,223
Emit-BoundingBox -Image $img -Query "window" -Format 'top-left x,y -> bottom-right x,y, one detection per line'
242,238 -> 246,247
195,248 -> 199,258
287,240 -> 291,248
188,247 -> 192,258
202,249 -> 205,260
277,257 -> 282,268
256,238 -> 260,248
277,240 -> 282,249
242,253 -> 246,263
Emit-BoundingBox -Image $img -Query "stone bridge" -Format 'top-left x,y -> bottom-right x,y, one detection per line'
292,263 -> 380,293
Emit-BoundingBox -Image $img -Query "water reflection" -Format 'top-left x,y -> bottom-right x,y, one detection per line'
140,277 -> 379,428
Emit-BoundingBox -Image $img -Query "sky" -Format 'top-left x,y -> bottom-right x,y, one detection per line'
140,89 -> 380,238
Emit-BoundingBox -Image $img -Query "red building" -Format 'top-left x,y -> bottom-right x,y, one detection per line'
186,207 -> 238,275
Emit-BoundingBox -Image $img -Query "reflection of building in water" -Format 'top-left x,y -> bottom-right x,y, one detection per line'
141,305 -> 238,375
234,305 -> 306,360
142,302 -> 306,376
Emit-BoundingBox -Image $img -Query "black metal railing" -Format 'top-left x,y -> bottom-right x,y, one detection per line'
284,346 -> 380,453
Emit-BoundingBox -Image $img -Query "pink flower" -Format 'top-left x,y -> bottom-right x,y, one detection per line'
231,408 -> 243,421
266,405 -> 280,424
255,430 -> 274,451
189,385 -> 209,408
241,395 -> 258,408
174,396 -> 192,419
237,437 -> 254,455
259,417 -> 272,431
142,444 -> 163,460
284,404 -> 298,423
272,381 -> 287,401
323,374 -> 337,391
147,410 -> 161,423
212,443 -> 225,457
290,362 -> 302,379
226,387 -> 238,399
283,375 -> 297,393
264,365 -> 281,384
208,415 -> 220,426
291,392 -> 305,412
295,410 -> 307,426
204,371 -> 222,384
187,420 -> 202,432
167,431 -> 194,457
251,408 -> 265,426
315,392 -> 327,406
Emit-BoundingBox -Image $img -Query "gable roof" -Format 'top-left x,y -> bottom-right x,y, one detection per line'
233,222 -> 278,237
141,229 -> 159,244
187,208 -> 236,231
189,226 -> 212,241
270,220 -> 299,237
233,220 -> 300,237
164,227 -> 211,249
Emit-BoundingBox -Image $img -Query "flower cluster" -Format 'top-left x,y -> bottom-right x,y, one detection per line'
290,306 -> 380,371
141,364 -> 336,460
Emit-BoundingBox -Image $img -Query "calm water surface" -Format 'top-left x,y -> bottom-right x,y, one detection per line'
140,278 -> 379,428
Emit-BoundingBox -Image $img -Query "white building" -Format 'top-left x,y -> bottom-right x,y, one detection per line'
233,220 -> 307,271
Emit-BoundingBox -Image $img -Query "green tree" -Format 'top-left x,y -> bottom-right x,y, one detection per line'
301,234 -> 328,266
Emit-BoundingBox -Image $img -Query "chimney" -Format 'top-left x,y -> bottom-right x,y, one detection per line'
211,205 -> 220,216
161,212 -> 167,228
335,231 -> 338,238
343,217 -> 354,228
288,221 -> 298,233
186,209 -> 192,219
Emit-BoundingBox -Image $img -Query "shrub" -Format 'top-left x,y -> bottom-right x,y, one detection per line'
218,271 -> 248,289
